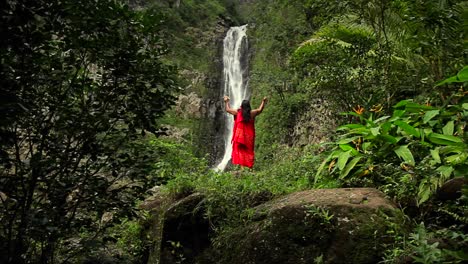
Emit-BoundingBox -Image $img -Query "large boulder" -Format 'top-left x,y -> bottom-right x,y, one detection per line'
142,192 -> 210,264
214,188 -> 404,264
144,188 -> 406,264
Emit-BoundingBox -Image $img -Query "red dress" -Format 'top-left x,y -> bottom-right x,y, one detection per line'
231,109 -> 255,168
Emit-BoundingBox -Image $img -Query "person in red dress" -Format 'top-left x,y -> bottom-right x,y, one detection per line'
223,95 -> 267,169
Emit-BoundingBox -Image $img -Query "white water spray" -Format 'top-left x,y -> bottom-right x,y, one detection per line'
215,25 -> 249,171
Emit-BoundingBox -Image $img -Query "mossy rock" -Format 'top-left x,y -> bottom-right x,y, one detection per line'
210,188 -> 406,264
144,188 -> 407,264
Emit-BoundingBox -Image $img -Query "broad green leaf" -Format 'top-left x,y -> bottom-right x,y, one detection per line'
405,102 -> 434,112
435,75 -> 459,86
390,110 -> 405,119
337,151 -> 351,170
423,128 -> 434,136
338,136 -> 361,145
374,115 -> 391,123
381,122 -> 392,133
428,120 -> 438,127
340,156 -> 361,179
417,181 -> 432,205
362,142 -> 372,151
315,150 -> 340,183
445,153 -> 468,165
458,66 -> 468,81
423,110 -> 440,123
370,126 -> 380,136
393,100 -> 409,109
394,145 -> 415,166
428,133 -> 463,146
442,121 -> 454,135
436,165 -> 453,178
380,134 -> 399,144
337,124 -> 365,130
339,144 -> 353,151
394,120 -> 420,137
463,103 -> 468,110
430,148 -> 441,163
439,145 -> 463,154
436,66 -> 468,85
339,144 -> 359,155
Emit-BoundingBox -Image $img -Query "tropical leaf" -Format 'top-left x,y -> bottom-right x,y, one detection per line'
393,100 -> 409,108
430,148 -> 441,163
423,110 -> 440,123
436,65 -> 468,86
340,156 -> 361,179
458,66 -> 468,81
436,165 -> 454,178
394,145 -> 415,166
337,150 -> 352,170
439,145 -> 463,154
435,75 -> 459,86
417,180 -> 432,205
391,109 -> 406,118
380,134 -> 400,144
370,126 -> 380,136
337,136 -> 361,145
380,122 -> 392,133
400,102 -> 434,112
339,144 -> 359,155
315,150 -> 341,183
428,133 -> 463,146
445,153 -> 468,165
442,121 -> 454,136
337,124 -> 366,130
394,120 -> 420,137
373,115 -> 391,123
362,142 -> 372,151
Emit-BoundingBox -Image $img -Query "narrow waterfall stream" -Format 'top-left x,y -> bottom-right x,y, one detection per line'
215,25 -> 249,171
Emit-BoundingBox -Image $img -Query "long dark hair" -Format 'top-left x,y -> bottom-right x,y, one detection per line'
241,100 -> 251,122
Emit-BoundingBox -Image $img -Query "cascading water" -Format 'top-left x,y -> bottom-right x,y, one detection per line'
215,25 -> 249,171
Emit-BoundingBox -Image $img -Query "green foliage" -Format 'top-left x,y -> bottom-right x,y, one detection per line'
304,205 -> 334,229
151,0 -> 237,73
0,0 -> 180,262
317,67 -> 467,205
247,0 -> 466,156
149,137 -> 209,184
399,223 -> 468,264
437,66 -> 468,86
409,223 -> 443,263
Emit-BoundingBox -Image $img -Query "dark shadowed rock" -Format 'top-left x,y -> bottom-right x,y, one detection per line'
437,177 -> 467,201
144,192 -> 209,264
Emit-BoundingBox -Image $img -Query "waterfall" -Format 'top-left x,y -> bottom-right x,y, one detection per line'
215,25 -> 249,171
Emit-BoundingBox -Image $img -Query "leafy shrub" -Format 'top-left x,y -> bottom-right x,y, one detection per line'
316,67 -> 468,206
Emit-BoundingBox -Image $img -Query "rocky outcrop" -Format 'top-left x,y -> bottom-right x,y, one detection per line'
176,18 -> 232,166
291,97 -> 344,146
144,188 -> 406,264
437,177 -> 467,201
142,192 -> 210,264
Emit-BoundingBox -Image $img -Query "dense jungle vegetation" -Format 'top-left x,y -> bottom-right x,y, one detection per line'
0,0 -> 466,263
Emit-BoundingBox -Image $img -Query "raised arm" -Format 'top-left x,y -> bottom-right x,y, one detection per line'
252,97 -> 268,117
224,96 -> 238,115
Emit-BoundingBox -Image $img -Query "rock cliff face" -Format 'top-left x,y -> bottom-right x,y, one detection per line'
169,18 -> 233,165
291,97 -> 343,146
175,18 -> 255,166
143,188 -> 407,264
